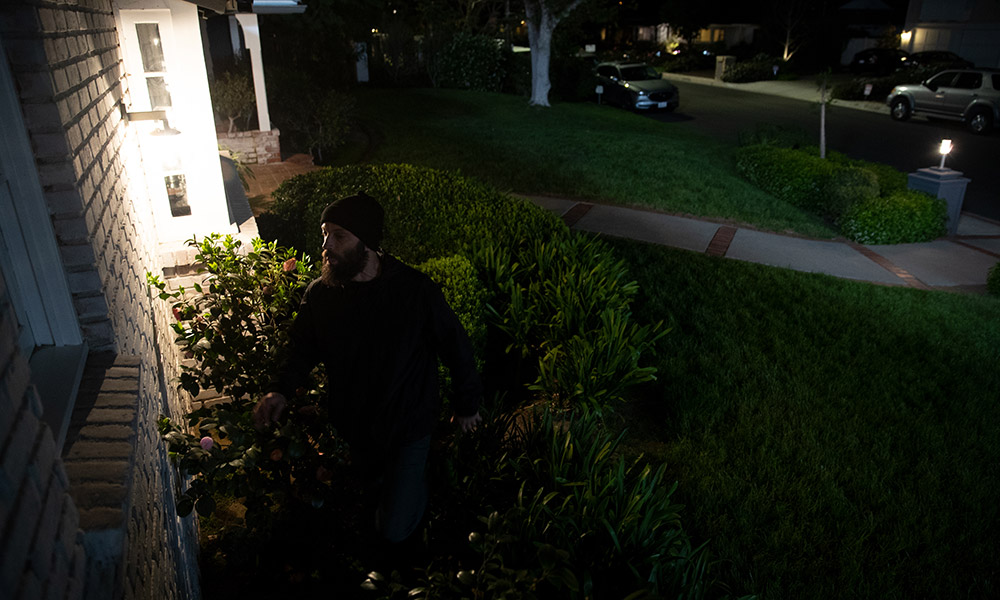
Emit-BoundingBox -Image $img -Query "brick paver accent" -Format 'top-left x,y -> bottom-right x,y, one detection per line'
562,202 -> 593,227
848,243 -> 932,290
706,226 -> 738,257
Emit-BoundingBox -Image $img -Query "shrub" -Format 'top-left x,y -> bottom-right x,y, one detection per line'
372,409 -> 715,599
478,236 -> 664,414
722,54 -> 777,83
148,235 -> 319,401
830,66 -> 938,101
737,123 -> 811,149
839,189 -> 946,244
434,32 -> 508,92
822,165 -> 880,220
261,163 -> 565,265
735,145 -> 833,212
988,263 -> 1000,297
737,145 -> 911,224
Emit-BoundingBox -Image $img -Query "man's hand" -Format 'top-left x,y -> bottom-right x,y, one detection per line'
253,392 -> 287,429
451,411 -> 482,433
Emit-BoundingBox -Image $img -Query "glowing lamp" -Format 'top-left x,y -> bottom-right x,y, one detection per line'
938,139 -> 952,169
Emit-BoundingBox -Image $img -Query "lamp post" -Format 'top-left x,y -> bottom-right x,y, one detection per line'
907,139 -> 970,236
938,139 -> 952,169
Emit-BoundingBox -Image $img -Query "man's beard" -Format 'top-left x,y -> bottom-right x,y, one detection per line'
321,240 -> 368,286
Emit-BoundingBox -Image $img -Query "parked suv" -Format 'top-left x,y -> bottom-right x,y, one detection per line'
887,68 -> 1000,134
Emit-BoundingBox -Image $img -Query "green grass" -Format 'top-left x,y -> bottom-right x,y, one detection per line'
607,237 -> 1000,599
346,88 -> 835,239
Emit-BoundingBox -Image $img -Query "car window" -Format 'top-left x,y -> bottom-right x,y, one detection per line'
619,65 -> 659,80
993,74 -> 1000,91
597,65 -> 617,78
952,72 -> 982,89
926,72 -> 956,87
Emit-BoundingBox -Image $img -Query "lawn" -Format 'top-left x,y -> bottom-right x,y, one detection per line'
281,87 -> 1000,598
608,239 -> 1000,598
345,88 -> 836,239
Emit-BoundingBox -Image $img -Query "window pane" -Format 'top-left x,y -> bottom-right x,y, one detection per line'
164,174 -> 191,217
136,23 -> 166,72
145,76 -> 172,109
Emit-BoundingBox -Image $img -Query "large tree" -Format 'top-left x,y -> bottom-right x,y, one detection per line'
523,0 -> 585,106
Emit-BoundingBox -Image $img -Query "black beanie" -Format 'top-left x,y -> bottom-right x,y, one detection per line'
320,192 -> 385,250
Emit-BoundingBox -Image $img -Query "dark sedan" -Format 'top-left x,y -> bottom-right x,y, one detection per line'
849,48 -> 909,75
596,62 -> 679,111
904,50 -> 974,70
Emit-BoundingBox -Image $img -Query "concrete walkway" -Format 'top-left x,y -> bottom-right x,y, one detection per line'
526,195 -> 1000,294
523,72 -> 998,294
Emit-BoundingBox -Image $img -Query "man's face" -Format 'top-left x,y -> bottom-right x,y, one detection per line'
321,222 -> 367,285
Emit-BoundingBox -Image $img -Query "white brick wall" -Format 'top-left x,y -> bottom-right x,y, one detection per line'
1,1 -> 203,599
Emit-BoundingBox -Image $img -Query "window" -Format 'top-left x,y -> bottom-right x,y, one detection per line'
952,72 -> 982,89
926,72 -> 957,88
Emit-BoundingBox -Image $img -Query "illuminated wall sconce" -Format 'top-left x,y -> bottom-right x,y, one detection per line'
126,110 -> 191,217
900,30 -> 912,45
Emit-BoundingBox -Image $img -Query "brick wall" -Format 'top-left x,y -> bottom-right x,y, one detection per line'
0,267 -> 88,600
0,1 -> 202,598
218,127 -> 282,164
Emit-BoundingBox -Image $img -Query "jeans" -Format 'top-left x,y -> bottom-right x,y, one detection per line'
374,435 -> 430,543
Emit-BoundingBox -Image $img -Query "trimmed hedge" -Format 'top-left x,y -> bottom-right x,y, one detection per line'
259,163 -> 565,265
831,66 -> 938,101
839,190 -> 946,244
434,32 -> 508,93
986,262 -> 1000,297
735,145 -> 834,214
722,54 -> 778,83
736,144 -> 944,243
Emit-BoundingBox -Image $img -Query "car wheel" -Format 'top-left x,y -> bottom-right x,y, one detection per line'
890,97 -> 912,121
967,108 -> 993,134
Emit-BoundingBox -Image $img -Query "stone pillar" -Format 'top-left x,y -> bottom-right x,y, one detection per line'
907,167 -> 970,237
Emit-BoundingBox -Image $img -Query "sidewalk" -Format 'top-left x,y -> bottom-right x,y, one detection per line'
664,71 -> 889,114
524,195 -> 1000,294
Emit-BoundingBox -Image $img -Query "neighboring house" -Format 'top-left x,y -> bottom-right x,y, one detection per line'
0,0 -> 301,598
900,0 -> 1000,68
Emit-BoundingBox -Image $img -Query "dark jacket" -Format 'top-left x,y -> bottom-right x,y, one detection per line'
273,254 -> 481,457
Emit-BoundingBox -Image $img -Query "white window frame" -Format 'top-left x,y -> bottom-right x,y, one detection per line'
0,36 -> 87,449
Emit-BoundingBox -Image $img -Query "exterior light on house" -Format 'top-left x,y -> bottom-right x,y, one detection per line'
900,30 -> 912,45
938,139 -> 952,169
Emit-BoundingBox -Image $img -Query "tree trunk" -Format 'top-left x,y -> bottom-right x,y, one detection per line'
524,0 -> 584,108
819,76 -> 827,159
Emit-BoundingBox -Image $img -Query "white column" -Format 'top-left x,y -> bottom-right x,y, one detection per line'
235,13 -> 271,132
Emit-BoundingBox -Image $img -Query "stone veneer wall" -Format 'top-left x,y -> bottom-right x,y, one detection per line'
0,1 -> 200,598
218,128 -> 281,164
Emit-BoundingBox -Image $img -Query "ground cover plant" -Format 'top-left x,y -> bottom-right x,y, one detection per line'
340,87 -> 836,239
605,237 -> 1000,599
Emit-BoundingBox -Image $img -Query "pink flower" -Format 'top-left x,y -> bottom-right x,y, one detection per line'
200,436 -> 214,451
173,307 -> 183,321
282,258 -> 297,272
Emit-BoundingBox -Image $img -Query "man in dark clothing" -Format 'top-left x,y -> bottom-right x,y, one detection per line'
253,192 -> 482,543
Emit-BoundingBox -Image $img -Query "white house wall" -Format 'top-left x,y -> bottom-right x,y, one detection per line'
115,0 -> 234,243
0,0 -> 203,598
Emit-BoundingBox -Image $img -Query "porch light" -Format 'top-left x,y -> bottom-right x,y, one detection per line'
938,139 -> 952,169
900,30 -> 912,45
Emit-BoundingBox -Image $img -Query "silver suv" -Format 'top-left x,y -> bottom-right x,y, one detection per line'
887,68 -> 1000,134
